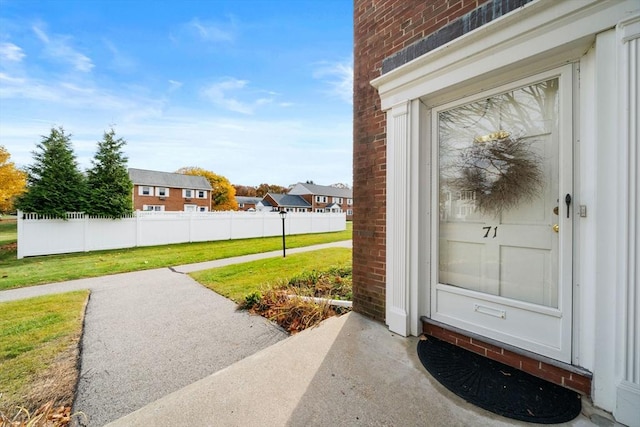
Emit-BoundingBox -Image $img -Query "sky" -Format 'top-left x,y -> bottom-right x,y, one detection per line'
0,0 -> 353,188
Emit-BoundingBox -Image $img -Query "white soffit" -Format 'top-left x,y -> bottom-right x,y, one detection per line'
371,0 -> 639,109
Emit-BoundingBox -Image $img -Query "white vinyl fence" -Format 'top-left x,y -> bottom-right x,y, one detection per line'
17,211 -> 346,259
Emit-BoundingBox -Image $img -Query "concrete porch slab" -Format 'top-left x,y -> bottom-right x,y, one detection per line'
107,312 -> 598,426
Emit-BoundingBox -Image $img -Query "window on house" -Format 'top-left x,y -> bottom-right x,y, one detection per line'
347,209 -> 353,216
316,208 -> 324,213
140,186 -> 152,196
347,198 -> 353,205
198,206 -> 208,212
333,197 -> 343,204
142,205 -> 164,211
183,189 -> 193,198
156,187 -> 169,197
459,190 -> 476,201
197,190 -> 206,198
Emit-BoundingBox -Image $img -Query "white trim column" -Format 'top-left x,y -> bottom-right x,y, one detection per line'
615,14 -> 640,427
386,101 -> 411,336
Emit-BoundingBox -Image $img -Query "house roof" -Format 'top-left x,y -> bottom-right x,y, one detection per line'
236,196 -> 262,205
128,168 -> 212,190
265,193 -> 311,208
289,182 -> 353,198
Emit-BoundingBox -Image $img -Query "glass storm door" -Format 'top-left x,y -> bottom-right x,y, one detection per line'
431,68 -> 573,362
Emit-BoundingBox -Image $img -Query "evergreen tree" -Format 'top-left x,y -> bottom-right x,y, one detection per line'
86,128 -> 133,218
15,127 -> 87,218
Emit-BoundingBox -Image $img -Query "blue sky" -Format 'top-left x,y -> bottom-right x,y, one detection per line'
0,0 -> 353,187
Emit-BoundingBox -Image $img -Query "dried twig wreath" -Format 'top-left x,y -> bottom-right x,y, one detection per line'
452,135 -> 543,216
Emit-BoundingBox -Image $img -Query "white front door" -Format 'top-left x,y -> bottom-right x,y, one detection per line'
431,67 -> 574,362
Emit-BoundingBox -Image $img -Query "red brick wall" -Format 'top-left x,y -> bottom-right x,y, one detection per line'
299,194 -> 314,205
353,0 -> 485,321
423,322 -> 592,395
132,185 -> 210,211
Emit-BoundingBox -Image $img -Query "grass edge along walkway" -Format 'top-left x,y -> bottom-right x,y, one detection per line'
0,224 -> 351,291
191,247 -> 352,303
0,290 -> 89,418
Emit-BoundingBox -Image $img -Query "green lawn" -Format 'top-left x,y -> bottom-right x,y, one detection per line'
0,290 -> 89,414
191,247 -> 352,303
0,220 -> 16,247
0,222 -> 352,291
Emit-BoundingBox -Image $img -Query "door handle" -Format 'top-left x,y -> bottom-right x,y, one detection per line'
565,194 -> 572,218
553,224 -> 559,233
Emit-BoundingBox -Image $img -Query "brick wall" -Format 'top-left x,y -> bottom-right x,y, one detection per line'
423,322 -> 592,395
132,185 -> 210,211
353,0 -> 487,321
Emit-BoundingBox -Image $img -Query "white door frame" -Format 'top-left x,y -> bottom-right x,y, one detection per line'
429,66 -> 574,363
372,1 -> 639,421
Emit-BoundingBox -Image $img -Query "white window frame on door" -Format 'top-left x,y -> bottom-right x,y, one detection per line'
429,66 -> 575,362
370,0 -> 625,339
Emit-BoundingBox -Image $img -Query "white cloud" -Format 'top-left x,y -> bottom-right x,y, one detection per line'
103,39 -> 136,73
168,80 -> 183,91
188,18 -> 235,43
0,72 -> 26,84
32,24 -> 94,72
313,59 -> 353,104
115,114 -> 352,186
0,42 -> 25,62
202,78 -> 275,114
0,68 -> 164,117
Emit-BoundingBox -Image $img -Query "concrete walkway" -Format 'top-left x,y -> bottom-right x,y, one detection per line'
107,312 -> 600,427
0,240 -> 352,303
0,241 -> 350,427
2,240 -> 605,426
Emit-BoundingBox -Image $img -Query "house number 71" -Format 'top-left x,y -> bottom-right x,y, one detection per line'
482,226 -> 498,238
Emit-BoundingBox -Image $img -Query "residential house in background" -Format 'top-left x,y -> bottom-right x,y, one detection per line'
236,196 -> 262,211
128,168 -> 212,212
260,193 -> 311,212
288,183 -> 353,220
354,0 -> 639,425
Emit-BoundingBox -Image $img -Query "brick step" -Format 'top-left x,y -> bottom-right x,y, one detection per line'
421,318 -> 592,396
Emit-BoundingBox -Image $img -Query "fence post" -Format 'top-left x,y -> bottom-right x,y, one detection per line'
136,211 -> 141,247
83,212 -> 89,252
17,210 -> 23,259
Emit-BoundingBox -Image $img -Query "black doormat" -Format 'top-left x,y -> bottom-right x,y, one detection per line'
417,337 -> 581,424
